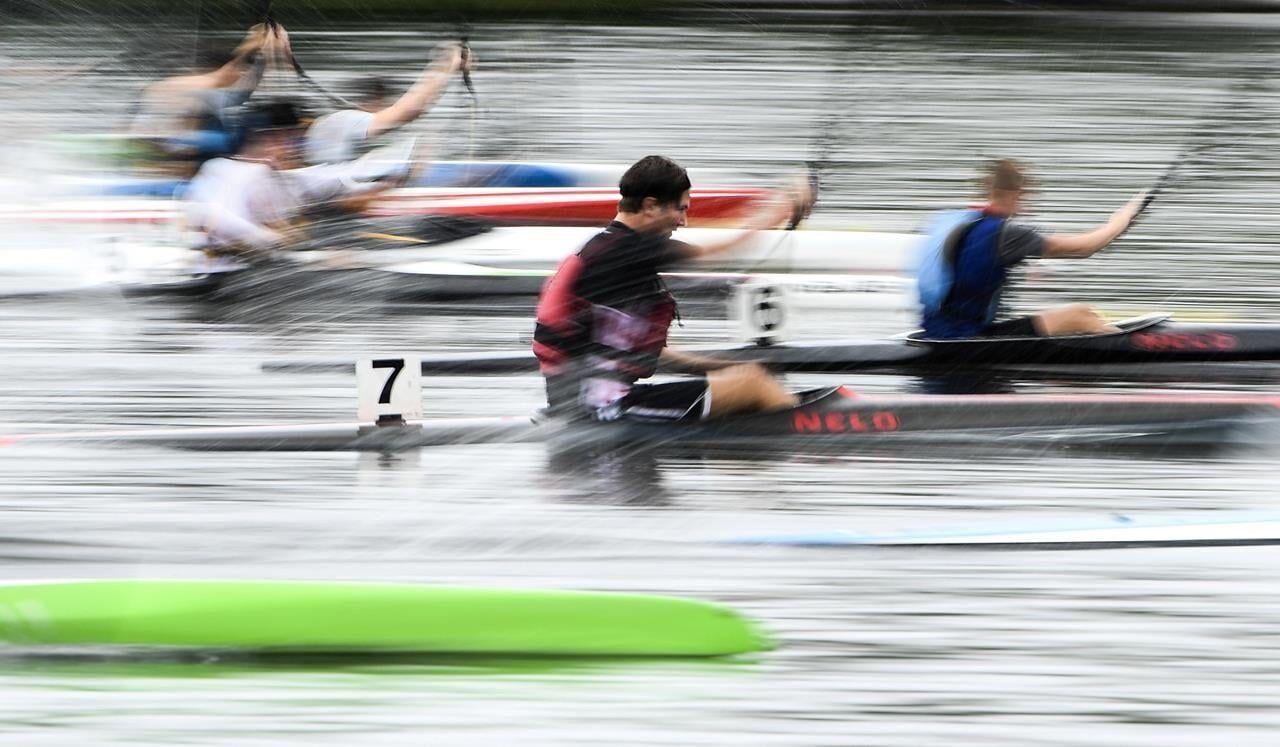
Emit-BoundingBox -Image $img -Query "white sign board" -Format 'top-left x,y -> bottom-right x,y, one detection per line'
356,356 -> 422,423
732,282 -> 792,346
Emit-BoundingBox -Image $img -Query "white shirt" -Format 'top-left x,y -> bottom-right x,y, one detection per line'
185,157 -> 380,249
304,109 -> 376,165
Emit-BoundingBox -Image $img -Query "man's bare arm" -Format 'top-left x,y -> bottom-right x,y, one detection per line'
1042,193 -> 1144,258
151,25 -> 269,94
682,178 -> 814,261
367,44 -> 466,137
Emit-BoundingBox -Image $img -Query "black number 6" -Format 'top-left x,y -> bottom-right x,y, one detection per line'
751,286 -> 783,332
371,359 -> 405,404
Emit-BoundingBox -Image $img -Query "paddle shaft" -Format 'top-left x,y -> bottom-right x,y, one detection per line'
1136,142 -> 1210,219
1134,79 -> 1260,221
460,36 -> 476,99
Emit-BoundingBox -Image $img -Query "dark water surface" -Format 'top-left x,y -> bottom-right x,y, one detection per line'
5,12 -> 1280,745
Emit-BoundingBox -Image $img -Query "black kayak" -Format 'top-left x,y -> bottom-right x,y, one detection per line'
6,387 -> 1277,453
261,315 -> 1280,378
563,386 -> 1279,450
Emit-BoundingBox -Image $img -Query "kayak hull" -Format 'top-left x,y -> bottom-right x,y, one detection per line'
729,511 -> 1280,549
6,389 -> 1275,452
562,387 -> 1277,450
261,318 -> 1280,376
365,186 -> 773,226
79,227 -> 913,301
0,579 -> 767,656
53,160 -> 639,196
0,187 -> 765,228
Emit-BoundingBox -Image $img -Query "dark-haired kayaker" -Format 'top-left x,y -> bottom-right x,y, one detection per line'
534,155 -> 812,422
304,43 -> 471,166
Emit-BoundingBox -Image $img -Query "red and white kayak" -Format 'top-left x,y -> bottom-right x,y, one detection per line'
366,186 -> 777,226
0,186 -> 775,228
0,199 -> 178,225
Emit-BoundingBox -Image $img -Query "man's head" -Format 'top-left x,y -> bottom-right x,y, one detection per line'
238,100 -> 306,167
353,77 -> 393,111
984,158 -> 1033,215
617,155 -> 692,237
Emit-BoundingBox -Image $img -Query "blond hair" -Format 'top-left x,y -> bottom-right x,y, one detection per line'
983,158 -> 1033,194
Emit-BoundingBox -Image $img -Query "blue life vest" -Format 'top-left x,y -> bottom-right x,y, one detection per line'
916,210 -> 1009,339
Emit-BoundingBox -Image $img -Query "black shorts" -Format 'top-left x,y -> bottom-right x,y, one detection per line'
544,375 -> 711,422
608,378 -> 710,422
978,316 -> 1039,338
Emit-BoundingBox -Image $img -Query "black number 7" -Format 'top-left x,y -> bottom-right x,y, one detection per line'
371,359 -> 405,404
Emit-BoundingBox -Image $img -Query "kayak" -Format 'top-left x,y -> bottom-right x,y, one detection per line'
45,144 -> 634,193
727,511 -> 1280,549
6,386 -> 1275,452
52,159 -> 734,197
116,260 -> 913,305
0,186 -> 774,228
104,227 -> 917,275
66,227 -> 914,300
326,262 -> 915,305
0,579 -> 768,656
366,186 -> 776,226
260,315 -> 1280,377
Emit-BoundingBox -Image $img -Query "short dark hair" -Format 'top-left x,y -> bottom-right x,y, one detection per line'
984,158 -> 1034,193
239,100 -> 306,148
354,76 -> 393,106
618,155 -> 691,213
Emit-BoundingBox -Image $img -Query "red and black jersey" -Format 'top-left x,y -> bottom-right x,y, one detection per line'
533,221 -> 692,380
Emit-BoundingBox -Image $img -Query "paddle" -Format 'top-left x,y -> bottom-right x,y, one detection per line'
455,22 -> 481,169
1130,78 -> 1263,226
1131,142 -> 1213,226
460,32 -> 477,102
733,131 -> 825,279
262,16 -> 361,110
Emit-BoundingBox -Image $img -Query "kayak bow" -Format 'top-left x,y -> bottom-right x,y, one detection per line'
0,579 -> 769,656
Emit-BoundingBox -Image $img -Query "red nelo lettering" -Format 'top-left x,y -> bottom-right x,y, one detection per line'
825,413 -> 847,432
872,411 -> 900,431
793,411 -> 822,433
1132,332 -> 1239,352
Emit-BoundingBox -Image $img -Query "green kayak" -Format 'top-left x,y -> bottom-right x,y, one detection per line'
0,579 -> 769,657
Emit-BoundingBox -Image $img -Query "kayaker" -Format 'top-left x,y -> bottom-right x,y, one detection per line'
533,155 -> 811,422
303,42 -> 472,166
183,100 -> 401,258
917,158 -> 1145,339
131,24 -> 281,167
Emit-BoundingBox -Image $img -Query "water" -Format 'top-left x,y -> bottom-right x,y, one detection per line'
5,11 -> 1280,745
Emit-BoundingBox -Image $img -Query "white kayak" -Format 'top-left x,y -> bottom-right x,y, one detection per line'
60,226 -> 916,300
728,511 -> 1280,549
3,223 -> 913,274
366,226 -> 915,275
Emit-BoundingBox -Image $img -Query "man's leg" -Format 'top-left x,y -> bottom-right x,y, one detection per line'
706,363 -> 797,417
1033,303 -> 1119,337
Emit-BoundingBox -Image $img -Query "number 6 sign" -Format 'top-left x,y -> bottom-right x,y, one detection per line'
733,282 -> 792,346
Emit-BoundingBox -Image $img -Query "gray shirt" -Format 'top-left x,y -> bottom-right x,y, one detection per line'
996,222 -> 1046,266
304,109 -> 376,165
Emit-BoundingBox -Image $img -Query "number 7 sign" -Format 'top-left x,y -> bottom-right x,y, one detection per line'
356,356 -> 423,423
